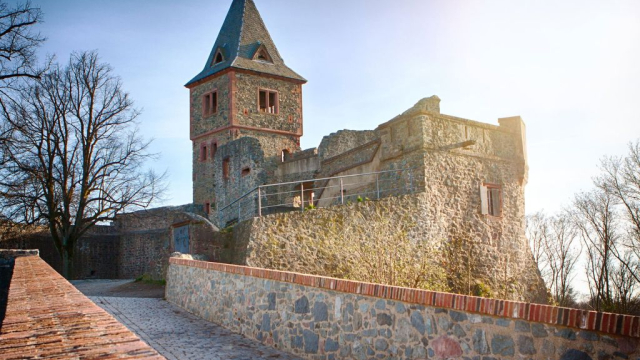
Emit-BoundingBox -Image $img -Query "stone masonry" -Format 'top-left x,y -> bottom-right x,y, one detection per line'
185,0 -> 547,303
167,258 -> 640,360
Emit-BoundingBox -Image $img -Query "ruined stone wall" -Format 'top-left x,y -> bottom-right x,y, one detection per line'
235,193 -> 545,303
167,258 -> 640,360
318,129 -> 378,160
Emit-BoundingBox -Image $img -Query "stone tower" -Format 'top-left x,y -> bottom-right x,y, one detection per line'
186,0 -> 306,217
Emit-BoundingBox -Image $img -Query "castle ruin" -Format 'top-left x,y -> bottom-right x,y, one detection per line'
185,0 -> 545,302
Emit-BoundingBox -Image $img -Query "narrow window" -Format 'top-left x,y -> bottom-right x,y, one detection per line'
259,89 -> 278,114
211,142 -> 218,160
204,202 -> 210,215
241,167 -> 251,177
200,144 -> 208,162
281,149 -> 290,162
223,157 -> 230,179
480,183 -> 502,217
202,91 -> 218,117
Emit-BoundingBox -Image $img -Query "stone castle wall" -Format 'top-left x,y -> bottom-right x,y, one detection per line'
1,227 -> 119,280
167,258 -> 640,360
233,193 -> 546,303
0,205 -> 223,280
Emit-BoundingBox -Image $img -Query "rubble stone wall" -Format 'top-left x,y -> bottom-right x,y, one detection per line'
167,258 -> 640,360
237,192 -> 546,303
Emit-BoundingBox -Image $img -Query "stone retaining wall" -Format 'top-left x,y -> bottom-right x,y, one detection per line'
166,258 -> 640,360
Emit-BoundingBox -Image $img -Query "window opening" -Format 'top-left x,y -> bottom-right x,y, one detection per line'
241,167 -> 251,177
259,89 -> 278,114
202,91 -> 218,116
204,202 -> 210,215
212,49 -> 225,65
480,183 -> 502,217
211,142 -> 218,159
200,144 -> 208,162
281,149 -> 290,162
223,157 -> 230,179
253,45 -> 273,63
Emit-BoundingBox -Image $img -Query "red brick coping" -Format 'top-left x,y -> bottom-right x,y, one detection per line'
170,258 -> 640,339
0,255 -> 164,359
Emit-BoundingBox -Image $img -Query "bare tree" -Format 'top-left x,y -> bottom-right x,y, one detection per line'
571,189 -> 620,312
527,211 -> 550,279
0,1 -> 45,100
598,141 -> 640,284
0,51 -> 164,278
0,1 -> 45,151
527,211 -> 580,306
610,251 -> 640,315
546,213 -> 581,306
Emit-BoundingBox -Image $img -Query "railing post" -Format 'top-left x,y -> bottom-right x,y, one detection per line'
340,178 -> 344,205
257,187 -> 262,217
376,173 -> 380,200
300,183 -> 305,211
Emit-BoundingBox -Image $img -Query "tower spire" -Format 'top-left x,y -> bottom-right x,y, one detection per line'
186,0 -> 305,87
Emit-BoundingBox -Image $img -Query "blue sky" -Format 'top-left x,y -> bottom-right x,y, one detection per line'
29,0 -> 640,215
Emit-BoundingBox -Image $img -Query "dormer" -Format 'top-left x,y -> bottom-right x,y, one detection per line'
252,44 -> 273,64
212,48 -> 226,66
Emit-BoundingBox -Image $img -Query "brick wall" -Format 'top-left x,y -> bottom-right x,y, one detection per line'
0,251 -> 163,359
167,258 -> 640,360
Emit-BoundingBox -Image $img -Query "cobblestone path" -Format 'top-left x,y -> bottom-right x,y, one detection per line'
90,296 -> 300,360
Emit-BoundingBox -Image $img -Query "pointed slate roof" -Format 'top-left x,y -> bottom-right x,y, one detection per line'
186,0 -> 306,86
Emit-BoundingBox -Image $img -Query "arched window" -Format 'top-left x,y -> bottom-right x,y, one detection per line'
281,149 -> 290,162
212,48 -> 225,66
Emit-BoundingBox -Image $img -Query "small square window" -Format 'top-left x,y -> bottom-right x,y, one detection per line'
241,167 -> 251,177
259,89 -> 278,114
202,91 -> 218,117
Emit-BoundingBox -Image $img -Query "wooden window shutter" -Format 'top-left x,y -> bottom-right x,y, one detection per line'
480,184 -> 489,215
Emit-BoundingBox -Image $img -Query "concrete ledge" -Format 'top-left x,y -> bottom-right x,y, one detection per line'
169,257 -> 640,339
1,254 -> 165,359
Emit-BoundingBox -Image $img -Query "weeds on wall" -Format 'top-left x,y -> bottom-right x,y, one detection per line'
257,201 -> 449,292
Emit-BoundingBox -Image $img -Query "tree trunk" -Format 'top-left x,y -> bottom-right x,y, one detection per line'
61,246 -> 73,280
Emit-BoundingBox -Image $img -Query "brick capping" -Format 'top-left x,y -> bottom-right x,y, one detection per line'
169,257 -> 640,339
1,255 -> 164,359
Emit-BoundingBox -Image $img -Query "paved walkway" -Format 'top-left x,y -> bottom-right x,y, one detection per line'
90,296 -> 300,360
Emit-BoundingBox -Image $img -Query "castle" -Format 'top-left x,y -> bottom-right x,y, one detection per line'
185,0 -> 545,301
2,0 -> 546,302
188,0 -> 528,224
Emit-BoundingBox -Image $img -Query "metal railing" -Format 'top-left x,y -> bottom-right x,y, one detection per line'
217,168 -> 420,228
